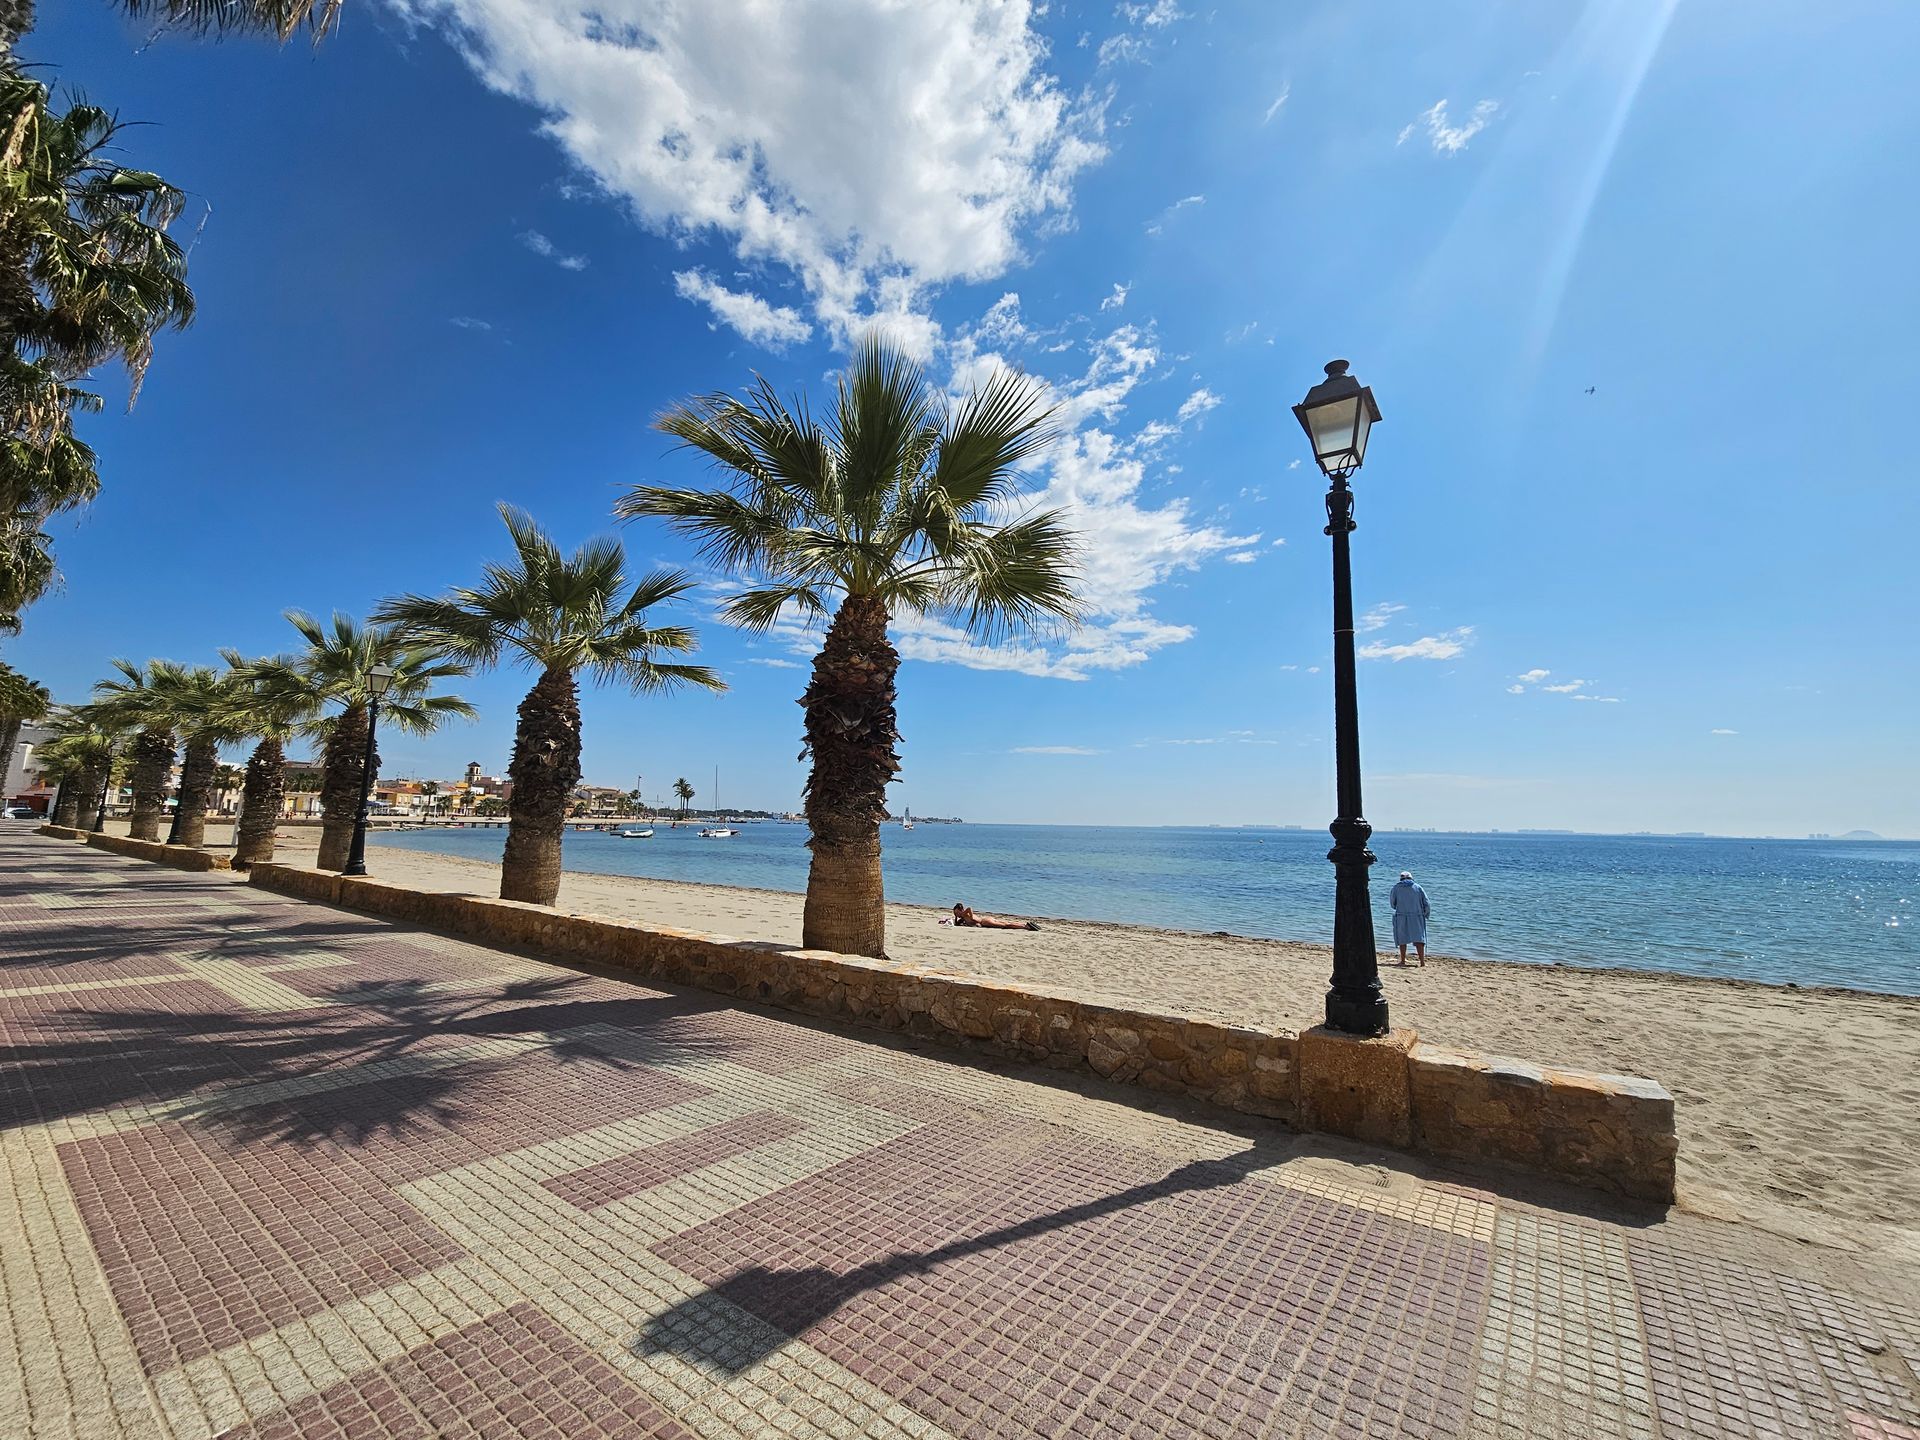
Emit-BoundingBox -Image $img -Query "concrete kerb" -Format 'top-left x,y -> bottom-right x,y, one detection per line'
234,858 -> 1676,1203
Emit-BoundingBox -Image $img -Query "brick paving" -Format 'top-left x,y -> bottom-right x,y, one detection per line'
2,829 -> 1915,1440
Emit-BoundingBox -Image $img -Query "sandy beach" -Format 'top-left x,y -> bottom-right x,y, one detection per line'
106,821 -> 1920,1245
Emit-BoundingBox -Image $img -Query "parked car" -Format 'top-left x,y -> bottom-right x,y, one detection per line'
4,806 -> 40,820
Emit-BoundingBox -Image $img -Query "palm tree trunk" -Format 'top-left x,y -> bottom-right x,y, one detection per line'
500,665 -> 581,906
801,593 -> 899,957
51,769 -> 88,827
317,702 -> 372,871
171,738 -> 218,847
127,727 -> 174,840
0,716 -> 21,795
234,736 -> 285,869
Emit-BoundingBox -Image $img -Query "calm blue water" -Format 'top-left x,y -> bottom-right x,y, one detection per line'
368,824 -> 1920,996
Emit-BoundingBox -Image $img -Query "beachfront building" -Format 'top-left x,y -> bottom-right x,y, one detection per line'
280,761 -> 325,818
3,718 -> 61,814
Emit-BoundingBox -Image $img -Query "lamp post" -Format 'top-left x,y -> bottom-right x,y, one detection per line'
1293,359 -> 1389,1036
340,663 -> 396,878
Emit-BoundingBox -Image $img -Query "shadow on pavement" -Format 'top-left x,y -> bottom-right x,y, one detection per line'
633,1144 -> 1284,1373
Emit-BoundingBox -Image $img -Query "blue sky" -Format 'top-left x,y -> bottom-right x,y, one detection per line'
14,0 -> 1918,836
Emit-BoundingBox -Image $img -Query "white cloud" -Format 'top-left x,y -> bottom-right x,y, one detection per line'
1286,458 -> 1301,470
1516,668 -> 1550,684
1358,627 -> 1474,662
1571,694 -> 1623,703
1142,732 -> 1278,747
1712,728 -> 1738,735
1176,386 -> 1222,423
1099,0 -> 1186,66
1222,552 -> 1256,564
1053,323 -> 1160,429
519,229 -> 589,270
449,316 -> 493,331
1542,679 -> 1588,693
1100,281 -> 1131,312
1307,665 -> 1321,674
1397,98 -> 1500,154
412,0 -> 1104,348
1506,684 -> 1526,694
1145,194 -> 1205,235
745,657 -> 803,670
1262,83 -> 1290,125
1357,601 -> 1405,632
672,269 -> 812,348
1270,537 -> 1287,547
1011,745 -> 1103,755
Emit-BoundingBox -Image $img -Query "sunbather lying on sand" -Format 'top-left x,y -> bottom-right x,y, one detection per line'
950,903 -> 1040,932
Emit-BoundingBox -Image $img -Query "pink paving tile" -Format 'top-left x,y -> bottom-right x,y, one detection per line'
0,978 -> 255,1127
211,1044 -> 710,1185
61,1119 -> 469,1372
217,1302 -> 693,1439
543,1110 -> 808,1210
1851,1414 -> 1920,1440
652,1119 -> 1489,1440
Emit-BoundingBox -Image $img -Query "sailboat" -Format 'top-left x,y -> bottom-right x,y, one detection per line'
900,802 -> 914,831
699,765 -> 738,838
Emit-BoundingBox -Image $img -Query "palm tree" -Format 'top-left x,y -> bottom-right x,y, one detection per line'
420,779 -> 439,819
0,75 -> 194,629
0,657 -> 48,782
37,707 -> 119,827
673,777 -> 694,819
282,611 -> 473,872
215,653 -> 313,868
89,657 -> 184,839
620,338 -> 1079,956
376,505 -> 723,906
145,664 -> 240,847
5,0 -> 347,57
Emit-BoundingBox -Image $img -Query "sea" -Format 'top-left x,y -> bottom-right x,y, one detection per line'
367,824 -> 1920,997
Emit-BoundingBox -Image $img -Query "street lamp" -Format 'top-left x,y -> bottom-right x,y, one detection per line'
1294,359 -> 1389,1036
340,663 -> 396,878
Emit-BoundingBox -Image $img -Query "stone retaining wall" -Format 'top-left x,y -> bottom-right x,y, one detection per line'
86,832 -> 232,871
36,824 -> 233,871
242,860 -> 1675,1202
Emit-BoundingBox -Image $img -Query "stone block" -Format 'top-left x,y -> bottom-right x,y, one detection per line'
1407,1044 -> 1676,1203
1295,1025 -> 1417,1149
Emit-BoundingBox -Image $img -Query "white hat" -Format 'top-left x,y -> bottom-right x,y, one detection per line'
1399,871 -> 1413,880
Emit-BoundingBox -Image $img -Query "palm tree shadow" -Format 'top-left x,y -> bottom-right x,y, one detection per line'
632,1145 -> 1280,1374
4,971 -> 739,1148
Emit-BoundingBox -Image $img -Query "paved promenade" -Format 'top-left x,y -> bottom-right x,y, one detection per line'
2,829 -> 1916,1440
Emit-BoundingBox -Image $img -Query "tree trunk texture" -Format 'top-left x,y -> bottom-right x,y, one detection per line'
501,666 -> 581,906
171,738 -> 218,847
800,593 -> 899,958
317,703 -> 373,872
0,716 -> 21,784
74,757 -> 110,830
234,736 -> 285,869
127,727 -> 174,841
50,775 -> 83,827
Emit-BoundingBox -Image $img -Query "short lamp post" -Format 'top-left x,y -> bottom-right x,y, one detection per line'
1293,359 -> 1389,1036
341,663 -> 396,878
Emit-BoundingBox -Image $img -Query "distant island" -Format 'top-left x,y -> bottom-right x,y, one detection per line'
1808,829 -> 1886,841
